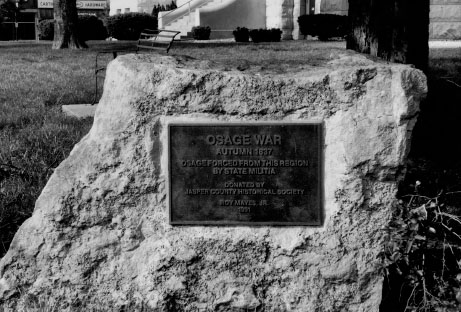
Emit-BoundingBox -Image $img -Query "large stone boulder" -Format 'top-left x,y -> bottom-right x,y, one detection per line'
0,50 -> 426,311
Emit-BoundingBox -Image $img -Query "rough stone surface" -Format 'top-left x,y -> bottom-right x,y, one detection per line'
0,50 -> 426,311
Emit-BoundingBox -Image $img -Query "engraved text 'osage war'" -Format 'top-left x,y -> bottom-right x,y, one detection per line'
168,123 -> 322,225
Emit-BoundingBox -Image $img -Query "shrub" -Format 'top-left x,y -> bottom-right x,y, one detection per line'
152,1 -> 177,18
249,28 -> 282,43
105,13 -> 157,40
249,29 -> 265,43
0,24 -> 8,40
78,15 -> 107,41
38,19 -> 54,40
38,17 -> 107,41
297,14 -> 348,41
269,28 -> 282,42
191,26 -> 211,40
381,186 -> 461,311
232,27 -> 249,42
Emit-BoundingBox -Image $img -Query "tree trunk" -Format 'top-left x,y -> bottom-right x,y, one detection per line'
347,0 -> 430,71
52,0 -> 87,49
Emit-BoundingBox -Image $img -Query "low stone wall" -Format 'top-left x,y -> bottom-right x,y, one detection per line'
430,0 -> 461,39
320,0 -> 348,15
319,0 -> 461,40
0,50 -> 426,311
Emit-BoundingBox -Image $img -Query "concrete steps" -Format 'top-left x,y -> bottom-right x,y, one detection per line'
180,32 -> 194,40
163,0 -> 224,36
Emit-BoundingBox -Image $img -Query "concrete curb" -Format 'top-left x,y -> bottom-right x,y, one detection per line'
62,104 -> 97,119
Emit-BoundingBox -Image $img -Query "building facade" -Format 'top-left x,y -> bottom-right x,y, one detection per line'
163,0 -> 460,40
430,0 -> 461,39
3,0 -> 457,41
320,0 -> 461,39
138,0 -> 175,14
37,0 -> 109,19
0,0 -> 109,40
0,0 -> 38,40
109,0 -> 173,15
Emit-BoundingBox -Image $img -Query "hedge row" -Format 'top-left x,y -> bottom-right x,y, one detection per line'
105,13 -> 157,40
297,14 -> 348,41
38,13 -> 157,41
232,27 -> 282,43
191,26 -> 211,40
231,14 -> 348,43
37,19 -> 54,40
79,15 -> 108,40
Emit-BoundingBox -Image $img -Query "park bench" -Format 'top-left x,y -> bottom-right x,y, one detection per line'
92,29 -> 181,104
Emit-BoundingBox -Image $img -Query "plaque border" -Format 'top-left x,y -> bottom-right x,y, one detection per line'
168,122 -> 324,226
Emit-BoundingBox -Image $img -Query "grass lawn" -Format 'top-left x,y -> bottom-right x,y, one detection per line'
0,42 -> 94,257
0,39 -> 460,311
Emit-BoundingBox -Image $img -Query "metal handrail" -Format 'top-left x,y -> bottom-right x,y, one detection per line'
161,0 -> 197,19
159,0 -> 214,27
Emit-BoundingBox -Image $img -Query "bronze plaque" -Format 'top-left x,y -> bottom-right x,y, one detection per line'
168,123 -> 323,225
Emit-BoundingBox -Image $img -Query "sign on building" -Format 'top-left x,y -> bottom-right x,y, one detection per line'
37,0 -> 53,9
38,0 -> 106,9
77,1 -> 107,9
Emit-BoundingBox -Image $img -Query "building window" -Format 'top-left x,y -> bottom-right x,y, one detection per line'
116,9 -> 121,14
124,8 -> 130,13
